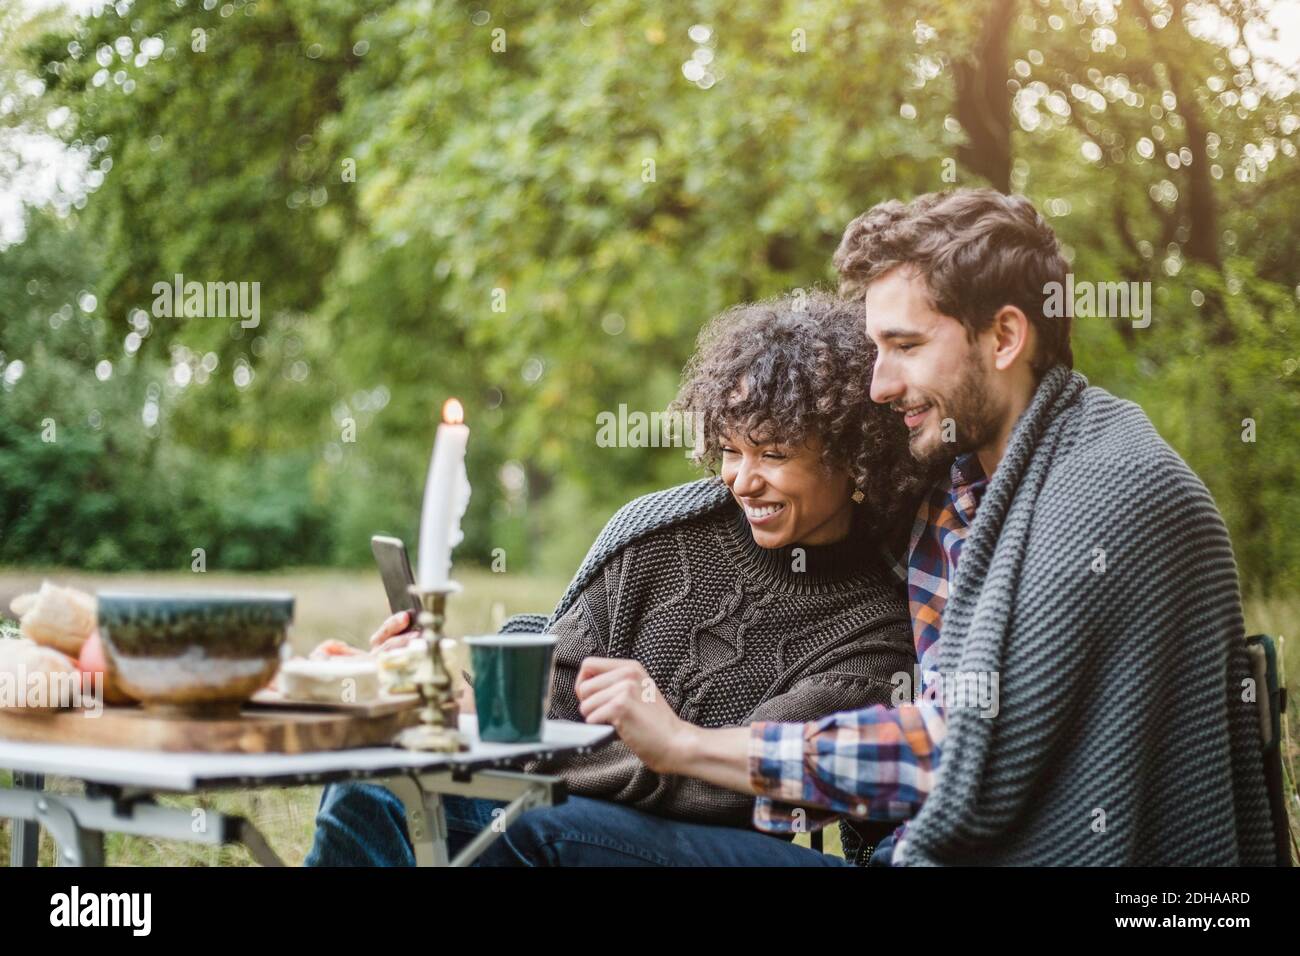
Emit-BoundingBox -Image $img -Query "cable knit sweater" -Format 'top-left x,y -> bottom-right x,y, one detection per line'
522,479 -> 915,829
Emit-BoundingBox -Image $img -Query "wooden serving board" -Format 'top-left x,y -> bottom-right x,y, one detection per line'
0,701 -> 422,754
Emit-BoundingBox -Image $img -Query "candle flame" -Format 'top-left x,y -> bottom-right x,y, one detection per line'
442,398 -> 464,425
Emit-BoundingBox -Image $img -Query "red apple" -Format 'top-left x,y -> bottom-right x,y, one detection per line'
78,629 -> 134,706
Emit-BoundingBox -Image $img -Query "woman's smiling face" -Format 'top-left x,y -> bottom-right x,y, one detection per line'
719,429 -> 856,549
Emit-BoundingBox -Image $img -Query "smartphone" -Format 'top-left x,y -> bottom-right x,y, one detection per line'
371,535 -> 475,688
371,535 -> 422,617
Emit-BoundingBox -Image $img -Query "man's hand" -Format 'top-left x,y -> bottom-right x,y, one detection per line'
575,656 -> 760,796
574,657 -> 694,774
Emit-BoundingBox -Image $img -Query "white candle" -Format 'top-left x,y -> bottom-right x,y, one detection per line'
417,398 -> 471,590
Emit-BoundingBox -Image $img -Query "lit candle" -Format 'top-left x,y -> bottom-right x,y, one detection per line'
417,398 -> 471,590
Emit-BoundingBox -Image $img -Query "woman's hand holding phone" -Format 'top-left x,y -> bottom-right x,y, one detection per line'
369,610 -> 418,653
367,608 -> 476,714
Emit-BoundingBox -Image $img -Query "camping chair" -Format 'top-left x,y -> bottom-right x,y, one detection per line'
1246,633 -> 1295,866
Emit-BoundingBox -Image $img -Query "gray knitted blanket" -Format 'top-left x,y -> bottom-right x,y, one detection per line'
500,480 -> 731,641
545,477 -> 735,627
903,366 -> 1275,865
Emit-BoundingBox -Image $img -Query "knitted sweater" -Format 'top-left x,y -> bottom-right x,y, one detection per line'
903,366 -> 1275,865
523,479 -> 915,828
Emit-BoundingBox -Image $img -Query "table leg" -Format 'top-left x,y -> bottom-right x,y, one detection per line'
229,817 -> 287,867
36,796 -> 105,867
385,770 -> 566,867
9,771 -> 43,867
384,774 -> 450,866
0,787 -> 260,867
449,786 -> 544,865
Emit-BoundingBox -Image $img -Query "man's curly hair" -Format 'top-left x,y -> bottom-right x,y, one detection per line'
670,291 -> 930,542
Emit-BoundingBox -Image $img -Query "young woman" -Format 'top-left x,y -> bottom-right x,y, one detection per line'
307,291 -> 928,866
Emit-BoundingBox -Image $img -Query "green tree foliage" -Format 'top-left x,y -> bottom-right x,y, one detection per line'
2,0 -> 1296,592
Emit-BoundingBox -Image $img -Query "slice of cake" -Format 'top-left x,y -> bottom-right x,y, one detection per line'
278,657 -> 379,705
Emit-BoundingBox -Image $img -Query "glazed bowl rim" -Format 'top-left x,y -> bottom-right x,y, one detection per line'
96,590 -> 294,605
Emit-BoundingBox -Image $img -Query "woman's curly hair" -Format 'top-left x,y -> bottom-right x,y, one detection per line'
670,290 -> 932,543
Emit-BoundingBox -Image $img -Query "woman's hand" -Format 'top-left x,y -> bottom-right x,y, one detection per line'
368,610 -> 417,653
574,657 -> 694,774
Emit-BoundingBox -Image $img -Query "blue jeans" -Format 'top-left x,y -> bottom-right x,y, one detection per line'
304,783 -> 504,865
868,832 -> 895,866
305,782 -> 856,867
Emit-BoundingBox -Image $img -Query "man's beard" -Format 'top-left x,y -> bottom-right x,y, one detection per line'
909,358 -> 1002,469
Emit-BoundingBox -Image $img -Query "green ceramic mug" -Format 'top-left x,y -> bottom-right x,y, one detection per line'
463,634 -> 557,743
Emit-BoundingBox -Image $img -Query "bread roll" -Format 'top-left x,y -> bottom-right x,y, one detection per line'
10,581 -> 96,657
0,639 -> 80,711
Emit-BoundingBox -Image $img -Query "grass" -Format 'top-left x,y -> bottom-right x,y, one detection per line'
0,570 -> 1293,865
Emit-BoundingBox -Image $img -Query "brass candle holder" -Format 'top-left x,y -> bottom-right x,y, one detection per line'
393,583 -> 467,752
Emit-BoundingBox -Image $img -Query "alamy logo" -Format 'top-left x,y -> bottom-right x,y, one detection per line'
151,273 -> 260,328
891,666 -> 1000,717
0,668 -> 103,717
1043,273 -> 1151,329
50,886 -> 151,936
595,405 -> 702,458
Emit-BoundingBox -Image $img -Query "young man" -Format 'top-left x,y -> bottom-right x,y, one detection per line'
483,188 -> 1274,866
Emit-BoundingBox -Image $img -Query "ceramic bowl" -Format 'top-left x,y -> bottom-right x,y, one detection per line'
96,591 -> 294,717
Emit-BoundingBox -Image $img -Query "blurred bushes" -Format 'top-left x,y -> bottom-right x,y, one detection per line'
0,414 -> 336,572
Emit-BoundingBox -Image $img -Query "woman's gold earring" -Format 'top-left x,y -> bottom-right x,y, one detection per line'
851,488 -> 866,504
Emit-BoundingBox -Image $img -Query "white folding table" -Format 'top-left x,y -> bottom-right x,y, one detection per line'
0,715 -> 612,867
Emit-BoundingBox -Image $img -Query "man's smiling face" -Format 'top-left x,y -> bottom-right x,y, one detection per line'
863,267 -> 1002,467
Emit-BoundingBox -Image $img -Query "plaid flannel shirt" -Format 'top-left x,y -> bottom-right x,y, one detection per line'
749,453 -> 988,864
